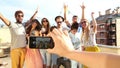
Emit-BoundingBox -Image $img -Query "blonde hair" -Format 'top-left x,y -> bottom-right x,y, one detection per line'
81,19 -> 90,42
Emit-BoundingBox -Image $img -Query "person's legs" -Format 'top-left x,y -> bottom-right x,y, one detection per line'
64,59 -> 71,68
51,54 -> 58,68
10,48 -> 22,68
71,60 -> 77,68
19,48 -> 26,68
40,49 -> 46,68
46,52 -> 51,68
57,57 -> 63,68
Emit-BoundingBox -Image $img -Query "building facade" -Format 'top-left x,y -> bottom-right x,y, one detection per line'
96,7 -> 120,46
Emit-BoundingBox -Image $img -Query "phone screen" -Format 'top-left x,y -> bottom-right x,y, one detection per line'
29,36 -> 54,49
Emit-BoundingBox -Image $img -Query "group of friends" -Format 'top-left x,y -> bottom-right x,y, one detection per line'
0,4 -> 120,68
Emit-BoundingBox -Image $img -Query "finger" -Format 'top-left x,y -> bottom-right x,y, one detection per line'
47,32 -> 51,37
63,30 -> 69,36
47,49 -> 54,54
49,31 -> 58,43
58,28 -> 64,35
52,28 -> 61,36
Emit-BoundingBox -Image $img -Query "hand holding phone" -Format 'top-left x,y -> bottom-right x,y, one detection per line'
29,36 -> 54,49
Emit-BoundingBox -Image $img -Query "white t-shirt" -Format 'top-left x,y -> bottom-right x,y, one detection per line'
81,28 -> 97,46
69,32 -> 81,51
8,22 -> 26,49
61,22 -> 70,31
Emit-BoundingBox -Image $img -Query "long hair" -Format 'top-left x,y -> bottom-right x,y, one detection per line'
81,19 -> 90,42
41,18 -> 50,35
26,19 -> 42,35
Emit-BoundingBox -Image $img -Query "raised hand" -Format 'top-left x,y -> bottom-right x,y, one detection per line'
80,3 -> 85,9
91,12 -> 97,33
35,6 -> 39,13
91,12 -> 94,17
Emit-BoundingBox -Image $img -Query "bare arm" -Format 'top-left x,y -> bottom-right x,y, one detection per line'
0,12 -> 10,26
29,8 -> 38,21
80,3 -> 85,21
65,20 -> 71,28
91,12 -> 97,33
47,29 -> 120,68
25,8 -> 38,27
64,51 -> 120,68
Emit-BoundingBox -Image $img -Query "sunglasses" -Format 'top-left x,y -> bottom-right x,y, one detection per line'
57,21 -> 62,24
81,21 -> 86,24
42,20 -> 48,22
17,14 -> 24,17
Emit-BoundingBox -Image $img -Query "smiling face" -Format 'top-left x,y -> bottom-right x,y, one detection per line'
81,20 -> 89,29
71,29 -> 77,35
32,22 -> 37,28
42,18 -> 49,27
72,16 -> 78,23
15,13 -> 24,23
56,17 -> 63,28
15,10 -> 24,23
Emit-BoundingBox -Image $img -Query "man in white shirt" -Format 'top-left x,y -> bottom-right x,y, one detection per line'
54,16 -> 71,68
0,10 -> 26,68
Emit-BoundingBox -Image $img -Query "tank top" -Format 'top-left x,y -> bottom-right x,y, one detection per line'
81,28 -> 96,46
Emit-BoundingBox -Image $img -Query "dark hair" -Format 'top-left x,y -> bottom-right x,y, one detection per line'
41,18 -> 50,35
72,15 -> 78,18
26,19 -> 42,34
32,19 -> 42,30
15,10 -> 24,17
55,16 -> 64,22
71,22 -> 79,30
50,26 -> 57,32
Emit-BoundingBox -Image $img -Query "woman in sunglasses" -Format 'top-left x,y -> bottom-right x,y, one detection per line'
40,18 -> 51,68
80,4 -> 100,68
41,18 -> 50,36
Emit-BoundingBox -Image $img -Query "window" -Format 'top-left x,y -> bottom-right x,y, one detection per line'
107,18 -> 112,23
100,32 -> 104,37
100,39 -> 104,43
99,24 -> 104,29
108,39 -> 116,45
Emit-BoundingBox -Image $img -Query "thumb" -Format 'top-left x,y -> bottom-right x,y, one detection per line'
47,49 -> 54,54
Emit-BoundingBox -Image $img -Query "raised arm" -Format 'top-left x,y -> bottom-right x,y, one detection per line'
29,8 -> 38,21
80,3 -> 85,21
47,29 -> 120,68
91,12 -> 97,33
65,20 -> 71,28
25,8 -> 38,28
0,12 -> 10,26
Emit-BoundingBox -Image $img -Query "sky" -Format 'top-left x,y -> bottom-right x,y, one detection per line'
0,0 -> 120,25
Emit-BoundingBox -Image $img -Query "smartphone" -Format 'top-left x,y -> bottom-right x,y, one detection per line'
29,36 -> 54,49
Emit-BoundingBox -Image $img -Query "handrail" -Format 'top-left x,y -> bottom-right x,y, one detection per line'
98,44 -> 120,49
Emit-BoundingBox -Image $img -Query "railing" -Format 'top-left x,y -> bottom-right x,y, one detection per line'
0,43 -> 11,57
0,43 -> 120,58
98,44 -> 120,55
